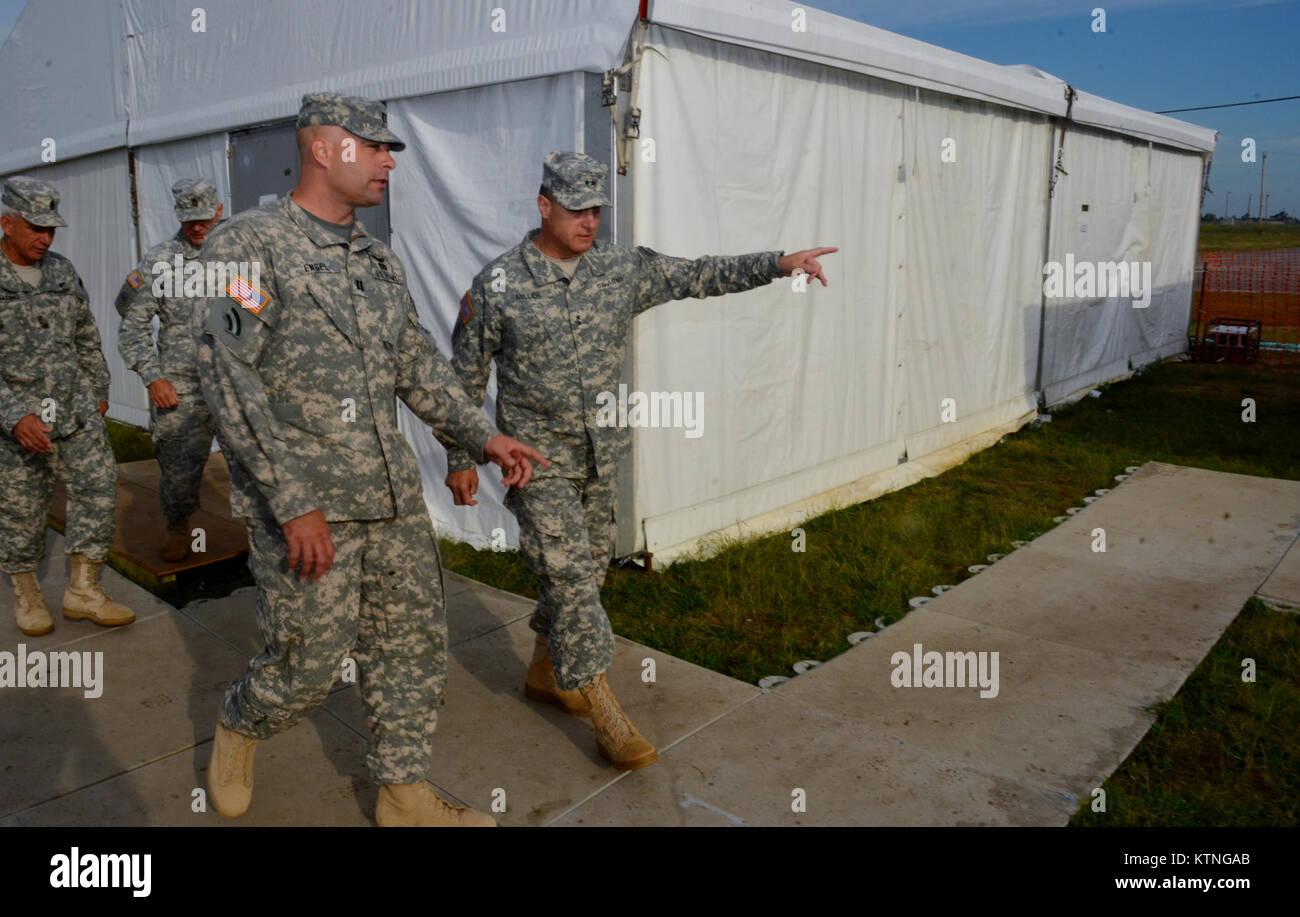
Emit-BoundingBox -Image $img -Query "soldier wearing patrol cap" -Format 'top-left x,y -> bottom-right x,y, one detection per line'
194,92 -> 548,827
116,178 -> 224,562
443,151 -> 836,771
1,176 -> 135,636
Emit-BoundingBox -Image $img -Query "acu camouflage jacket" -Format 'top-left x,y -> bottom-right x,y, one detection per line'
0,252 -> 110,439
195,196 -> 499,525
445,229 -> 782,480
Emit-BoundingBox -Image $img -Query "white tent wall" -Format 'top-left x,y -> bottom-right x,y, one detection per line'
627,24 -> 910,559
627,12 -> 1211,564
2,151 -> 141,427
1132,144 -> 1205,368
386,73 -> 592,550
1040,126 -> 1146,405
900,89 -> 1049,464
1039,126 -> 1204,407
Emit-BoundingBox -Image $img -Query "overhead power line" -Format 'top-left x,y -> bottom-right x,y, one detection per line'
1157,94 -> 1300,114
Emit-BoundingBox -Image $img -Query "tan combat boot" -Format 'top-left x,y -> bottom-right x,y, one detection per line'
579,672 -> 658,771
62,554 -> 135,627
11,573 -> 54,637
376,782 -> 497,827
208,717 -> 259,818
160,524 -> 190,563
524,634 -> 591,717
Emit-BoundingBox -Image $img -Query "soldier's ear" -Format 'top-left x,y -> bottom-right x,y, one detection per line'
309,134 -> 334,170
537,195 -> 550,221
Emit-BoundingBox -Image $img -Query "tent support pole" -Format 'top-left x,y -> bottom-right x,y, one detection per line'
1031,123 -> 1056,404
1033,86 -> 1076,405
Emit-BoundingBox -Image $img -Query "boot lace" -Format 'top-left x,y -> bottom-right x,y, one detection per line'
415,784 -> 471,822
591,678 -> 634,744
219,732 -> 256,788
16,576 -> 42,606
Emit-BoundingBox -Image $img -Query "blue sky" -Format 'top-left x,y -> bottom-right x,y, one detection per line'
1,0 -> 1295,216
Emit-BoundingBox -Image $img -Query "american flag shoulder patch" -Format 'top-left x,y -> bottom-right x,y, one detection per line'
125,269 -> 144,290
227,276 -> 269,314
459,290 -> 473,325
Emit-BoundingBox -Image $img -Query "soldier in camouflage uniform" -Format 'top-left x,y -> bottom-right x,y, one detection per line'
116,178 -> 224,562
195,93 -> 547,827
1,176 -> 135,636
444,151 -> 835,770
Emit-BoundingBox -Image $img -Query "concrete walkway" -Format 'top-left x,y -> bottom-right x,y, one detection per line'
2,461 -> 1297,826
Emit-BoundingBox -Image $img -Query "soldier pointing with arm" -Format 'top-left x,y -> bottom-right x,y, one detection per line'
443,151 -> 835,770
195,93 -> 548,827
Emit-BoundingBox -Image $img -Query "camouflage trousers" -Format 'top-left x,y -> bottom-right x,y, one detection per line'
505,460 -> 618,691
150,384 -> 216,527
0,413 -> 116,574
221,511 -> 449,785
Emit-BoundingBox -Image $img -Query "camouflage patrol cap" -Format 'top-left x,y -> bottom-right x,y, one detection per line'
2,175 -> 67,227
541,151 -> 611,210
296,92 -> 406,152
172,177 -> 219,222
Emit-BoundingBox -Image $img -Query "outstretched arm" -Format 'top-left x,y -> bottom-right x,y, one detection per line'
633,245 -> 838,313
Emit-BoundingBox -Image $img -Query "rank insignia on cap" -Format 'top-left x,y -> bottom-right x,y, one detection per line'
459,290 -> 473,325
227,276 -> 269,314
125,270 -> 144,290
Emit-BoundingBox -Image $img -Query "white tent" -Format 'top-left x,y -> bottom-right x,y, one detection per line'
0,0 -> 1216,565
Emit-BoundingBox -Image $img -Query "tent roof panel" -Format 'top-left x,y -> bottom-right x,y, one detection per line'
0,0 -> 127,174
0,0 -> 635,171
123,0 -> 636,147
647,0 -> 1217,154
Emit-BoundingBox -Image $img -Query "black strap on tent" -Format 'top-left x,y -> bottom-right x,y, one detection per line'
1050,85 -> 1077,199
609,19 -> 650,176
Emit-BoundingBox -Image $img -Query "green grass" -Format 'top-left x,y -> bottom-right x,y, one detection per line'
441,360 -> 1300,685
105,417 -> 154,464
1071,598 -> 1300,827
1199,221 -> 1300,252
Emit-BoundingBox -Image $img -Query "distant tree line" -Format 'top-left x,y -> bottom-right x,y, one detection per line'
1202,211 -> 1295,223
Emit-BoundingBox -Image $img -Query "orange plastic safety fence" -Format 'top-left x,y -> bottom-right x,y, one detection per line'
1191,248 -> 1300,369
